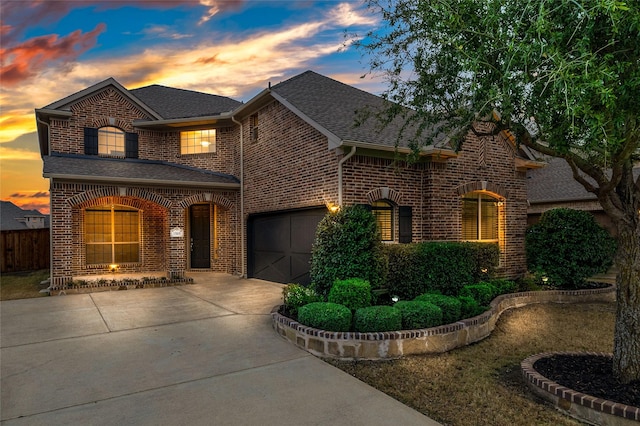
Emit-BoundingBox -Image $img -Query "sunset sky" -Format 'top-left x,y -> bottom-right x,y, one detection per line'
0,0 -> 385,215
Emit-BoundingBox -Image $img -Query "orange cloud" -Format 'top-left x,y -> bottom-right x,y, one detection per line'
1,24 -> 107,86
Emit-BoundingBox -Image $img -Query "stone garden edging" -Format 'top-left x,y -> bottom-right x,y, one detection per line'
521,352 -> 640,425
271,286 -> 616,360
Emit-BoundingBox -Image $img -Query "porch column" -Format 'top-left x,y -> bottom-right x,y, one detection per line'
50,200 -> 73,289
168,206 -> 186,278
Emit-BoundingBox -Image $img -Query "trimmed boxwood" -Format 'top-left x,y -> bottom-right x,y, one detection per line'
354,305 -> 402,332
393,301 -> 443,329
298,302 -> 352,332
457,295 -> 487,319
328,278 -> 372,312
414,293 -> 462,324
488,279 -> 518,295
459,283 -> 498,306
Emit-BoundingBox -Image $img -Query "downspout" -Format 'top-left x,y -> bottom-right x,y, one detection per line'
338,146 -> 357,206
36,115 -> 54,288
231,115 -> 245,278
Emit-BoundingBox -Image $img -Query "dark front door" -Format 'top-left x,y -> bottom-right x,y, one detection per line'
190,205 -> 210,268
247,207 -> 326,285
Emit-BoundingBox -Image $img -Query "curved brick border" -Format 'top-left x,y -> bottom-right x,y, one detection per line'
521,352 -> 640,425
271,286 -> 616,360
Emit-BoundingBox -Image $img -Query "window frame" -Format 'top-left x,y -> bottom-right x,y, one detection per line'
180,129 -> 217,155
98,126 -> 126,158
461,192 -> 499,242
371,200 -> 394,242
85,205 -> 141,265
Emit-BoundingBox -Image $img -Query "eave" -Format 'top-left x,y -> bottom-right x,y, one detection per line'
133,113 -> 235,130
515,157 -> 547,171
43,173 -> 240,190
340,139 -> 458,161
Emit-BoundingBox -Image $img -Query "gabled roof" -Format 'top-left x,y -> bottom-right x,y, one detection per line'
1,201 -> 48,231
130,85 -> 242,119
43,154 -> 239,189
269,71 -> 438,151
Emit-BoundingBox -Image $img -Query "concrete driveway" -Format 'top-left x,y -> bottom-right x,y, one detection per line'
1,273 -> 439,425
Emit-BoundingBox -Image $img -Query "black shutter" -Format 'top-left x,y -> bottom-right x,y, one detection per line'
399,206 -> 412,243
125,132 -> 138,158
84,127 -> 98,155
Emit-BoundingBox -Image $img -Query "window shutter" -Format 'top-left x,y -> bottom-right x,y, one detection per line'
125,132 -> 138,158
84,127 -> 98,155
399,206 -> 412,243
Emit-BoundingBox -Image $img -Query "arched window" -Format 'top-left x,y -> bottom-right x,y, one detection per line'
98,126 -> 125,157
371,200 -> 394,241
461,193 -> 499,242
85,205 -> 140,264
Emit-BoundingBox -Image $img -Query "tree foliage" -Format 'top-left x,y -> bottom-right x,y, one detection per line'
356,0 -> 640,382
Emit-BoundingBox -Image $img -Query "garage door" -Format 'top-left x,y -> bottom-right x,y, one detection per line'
248,207 -> 327,285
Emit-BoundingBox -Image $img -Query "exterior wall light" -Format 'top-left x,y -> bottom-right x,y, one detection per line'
109,264 -> 119,273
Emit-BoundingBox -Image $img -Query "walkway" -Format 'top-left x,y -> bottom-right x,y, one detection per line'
0,273 -> 439,425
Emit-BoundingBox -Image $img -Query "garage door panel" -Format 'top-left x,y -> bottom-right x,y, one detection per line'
248,208 -> 326,285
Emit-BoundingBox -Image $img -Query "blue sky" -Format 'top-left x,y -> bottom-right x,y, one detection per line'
0,0 -> 385,213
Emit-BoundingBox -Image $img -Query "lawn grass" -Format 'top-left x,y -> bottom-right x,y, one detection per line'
0,270 -> 50,301
327,302 -> 616,426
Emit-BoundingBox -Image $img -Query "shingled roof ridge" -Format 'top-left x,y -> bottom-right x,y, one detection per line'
130,84 -> 239,102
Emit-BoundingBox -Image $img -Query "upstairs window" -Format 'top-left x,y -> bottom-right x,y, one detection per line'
181,129 -> 216,154
462,193 -> 498,242
85,205 -> 140,264
371,200 -> 394,241
98,126 -> 125,157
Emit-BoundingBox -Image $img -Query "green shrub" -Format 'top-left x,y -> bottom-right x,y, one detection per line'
526,208 -> 617,288
414,293 -> 462,324
414,292 -> 462,322
457,295 -> 487,319
383,244 -> 424,300
383,242 -> 500,299
298,302 -> 352,332
488,279 -> 518,295
310,205 -> 387,298
354,305 -> 402,332
459,283 -> 498,306
282,283 -> 322,317
393,301 -> 443,329
328,278 -> 372,312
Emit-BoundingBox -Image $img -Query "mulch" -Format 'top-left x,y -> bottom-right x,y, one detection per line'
534,354 -> 640,408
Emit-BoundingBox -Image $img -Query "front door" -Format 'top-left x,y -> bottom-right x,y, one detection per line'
190,205 -> 210,268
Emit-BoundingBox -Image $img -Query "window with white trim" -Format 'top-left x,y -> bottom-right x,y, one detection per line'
180,129 -> 216,154
461,193 -> 498,242
98,126 -> 125,157
371,200 -> 394,241
85,205 -> 140,264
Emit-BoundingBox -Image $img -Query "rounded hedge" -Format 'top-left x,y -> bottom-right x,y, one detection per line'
328,278 -> 372,312
414,293 -> 462,324
354,305 -> 402,332
526,208 -> 616,288
457,295 -> 486,319
393,301 -> 442,329
298,302 -> 352,332
459,283 -> 498,306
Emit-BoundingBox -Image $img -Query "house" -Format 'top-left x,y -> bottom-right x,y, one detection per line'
1,201 -> 49,230
36,70 -> 543,290
527,156 -> 640,236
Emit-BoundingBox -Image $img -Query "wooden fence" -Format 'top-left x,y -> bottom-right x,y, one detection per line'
1,228 -> 50,273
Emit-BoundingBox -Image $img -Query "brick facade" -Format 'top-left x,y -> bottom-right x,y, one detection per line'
42,75 -> 532,288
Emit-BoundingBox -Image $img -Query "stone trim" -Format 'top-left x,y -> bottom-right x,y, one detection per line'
67,187 -> 172,209
178,193 -> 234,210
521,352 -> 640,424
456,180 -> 508,199
366,187 -> 402,205
271,286 -> 615,360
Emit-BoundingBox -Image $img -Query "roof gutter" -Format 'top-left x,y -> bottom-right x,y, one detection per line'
340,139 -> 458,159
231,114 -> 246,278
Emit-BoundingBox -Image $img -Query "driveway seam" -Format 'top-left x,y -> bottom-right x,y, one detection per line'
88,292 -> 112,332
